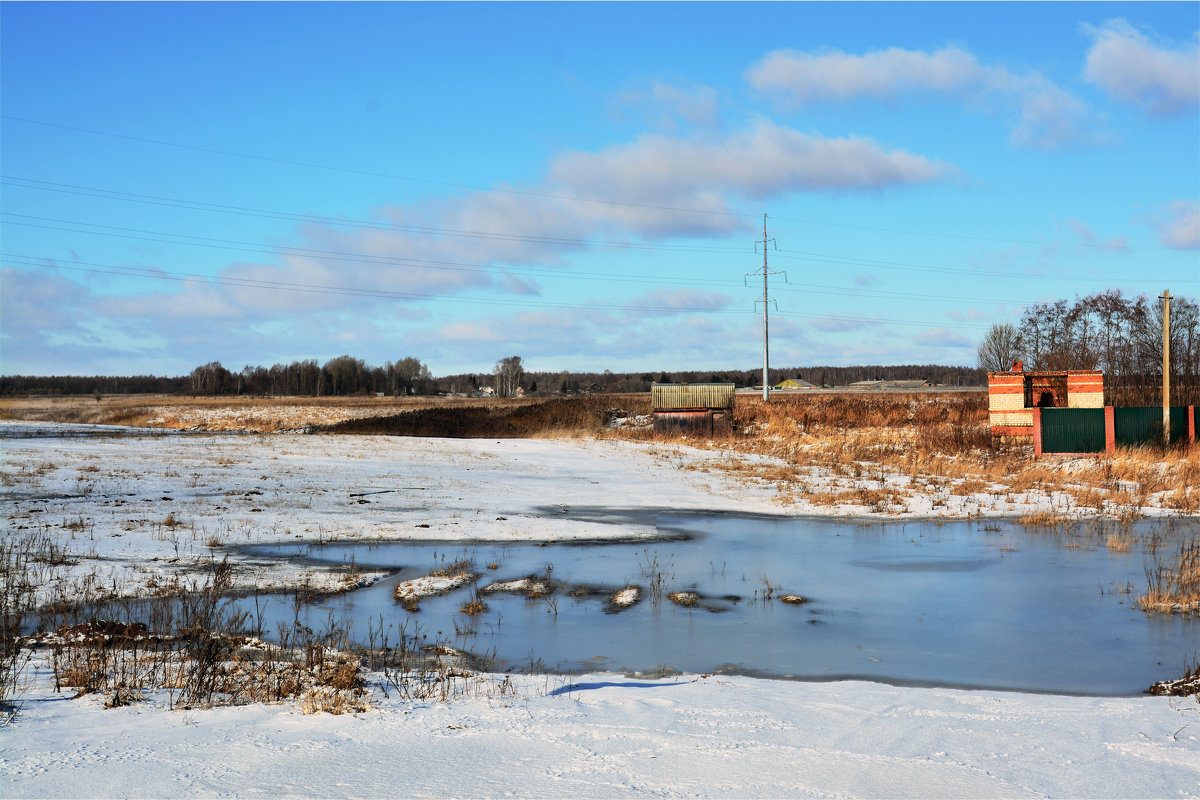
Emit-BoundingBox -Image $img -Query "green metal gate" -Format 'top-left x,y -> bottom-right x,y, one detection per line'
1040,408 -> 1106,454
1113,406 -> 1189,445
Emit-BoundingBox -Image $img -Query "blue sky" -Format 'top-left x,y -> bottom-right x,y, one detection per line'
2,2 -> 1197,377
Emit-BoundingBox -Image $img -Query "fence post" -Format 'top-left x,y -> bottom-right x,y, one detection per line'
1190,405 -> 1196,449
1104,406 -> 1115,455
1032,407 -> 1043,457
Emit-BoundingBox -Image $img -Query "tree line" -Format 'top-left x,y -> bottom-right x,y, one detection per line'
977,289 -> 1199,405
2,357 -> 985,398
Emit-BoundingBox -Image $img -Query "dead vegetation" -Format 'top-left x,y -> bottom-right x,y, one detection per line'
23,560 -> 368,713
0,393 -> 649,435
688,392 -> 1197,519
8,556 -> 517,715
1138,538 -> 1200,614
1148,662 -> 1200,697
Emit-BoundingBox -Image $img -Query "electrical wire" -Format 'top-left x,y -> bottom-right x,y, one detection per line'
4,254 -> 995,331
5,115 -> 1189,253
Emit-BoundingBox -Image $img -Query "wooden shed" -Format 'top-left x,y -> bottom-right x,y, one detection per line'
651,383 -> 735,437
987,362 -> 1104,436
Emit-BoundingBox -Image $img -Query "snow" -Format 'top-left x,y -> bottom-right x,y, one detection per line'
4,421 -> 1199,797
393,571 -> 476,601
611,586 -> 640,607
5,662 -> 1199,798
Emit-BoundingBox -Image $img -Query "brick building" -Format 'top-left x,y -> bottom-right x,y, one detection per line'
987,362 -> 1104,436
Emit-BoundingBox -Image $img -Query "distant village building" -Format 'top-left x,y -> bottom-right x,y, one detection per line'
987,361 -> 1104,436
847,379 -> 934,390
651,383 -> 735,437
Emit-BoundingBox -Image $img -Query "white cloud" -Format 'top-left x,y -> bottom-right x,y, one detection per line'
1153,200 -> 1200,250
747,46 -> 1100,150
549,121 -> 955,227
1084,20 -> 1200,116
747,46 -> 984,103
616,79 -> 721,130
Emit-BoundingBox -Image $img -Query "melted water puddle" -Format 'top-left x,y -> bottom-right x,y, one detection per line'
236,516 -> 1199,695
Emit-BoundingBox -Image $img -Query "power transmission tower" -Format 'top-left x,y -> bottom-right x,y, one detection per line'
747,214 -> 786,401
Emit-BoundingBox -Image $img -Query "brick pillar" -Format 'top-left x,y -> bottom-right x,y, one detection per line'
1032,407 -> 1043,457
1104,406 -> 1115,455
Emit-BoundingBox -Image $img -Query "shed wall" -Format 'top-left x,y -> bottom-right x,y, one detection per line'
651,383 -> 735,411
652,410 -> 731,437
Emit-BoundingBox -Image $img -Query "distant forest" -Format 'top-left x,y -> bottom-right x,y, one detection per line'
0,360 -> 985,397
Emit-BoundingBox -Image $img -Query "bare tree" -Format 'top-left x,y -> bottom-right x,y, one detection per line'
388,357 -> 432,396
976,323 -> 1023,372
494,356 -> 524,397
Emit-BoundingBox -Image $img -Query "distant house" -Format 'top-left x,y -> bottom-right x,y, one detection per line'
774,379 -> 814,390
848,379 -> 934,390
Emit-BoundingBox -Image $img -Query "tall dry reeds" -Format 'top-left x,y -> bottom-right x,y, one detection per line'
1138,538 -> 1200,614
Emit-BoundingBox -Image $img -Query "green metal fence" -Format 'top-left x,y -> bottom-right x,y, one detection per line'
1040,408 -> 1106,454
1113,406 -> 1190,446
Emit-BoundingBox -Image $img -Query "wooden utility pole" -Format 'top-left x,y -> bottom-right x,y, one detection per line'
1161,289 -> 1172,445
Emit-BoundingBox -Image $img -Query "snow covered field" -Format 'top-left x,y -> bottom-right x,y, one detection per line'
4,421 -> 1199,797
6,663 -> 1199,798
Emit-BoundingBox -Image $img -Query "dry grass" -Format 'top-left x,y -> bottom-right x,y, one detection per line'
459,598 -> 488,616
1105,533 -> 1134,552
692,392 -> 1195,519
668,591 -> 699,607
1138,538 -> 1200,614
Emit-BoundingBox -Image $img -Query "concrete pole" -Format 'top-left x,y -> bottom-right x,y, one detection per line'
1162,289 -> 1171,445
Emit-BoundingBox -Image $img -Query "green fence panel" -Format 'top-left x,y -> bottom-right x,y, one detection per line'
1114,406 -> 1189,445
1040,408 -> 1106,453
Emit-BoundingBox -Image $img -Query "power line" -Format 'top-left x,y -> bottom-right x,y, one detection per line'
772,248 -> 1197,286
2,255 -> 737,314
4,115 -> 1188,253
0,116 -> 748,221
768,214 -> 1179,252
4,254 -> 996,331
1,175 -> 750,255
0,213 -> 738,288
6,211 -> 1189,299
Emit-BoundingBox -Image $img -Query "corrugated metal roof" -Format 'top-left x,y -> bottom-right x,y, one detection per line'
651,383 -> 736,410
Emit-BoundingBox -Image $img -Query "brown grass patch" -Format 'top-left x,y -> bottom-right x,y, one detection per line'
1138,538 -> 1200,614
668,591 -> 699,607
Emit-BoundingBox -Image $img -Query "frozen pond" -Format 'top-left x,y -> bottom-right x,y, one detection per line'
236,515 -> 1198,695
